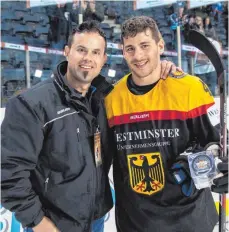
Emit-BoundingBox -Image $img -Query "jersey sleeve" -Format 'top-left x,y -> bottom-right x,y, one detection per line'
187,78 -> 220,147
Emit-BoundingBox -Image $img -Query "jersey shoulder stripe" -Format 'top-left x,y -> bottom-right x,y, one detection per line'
105,73 -> 215,127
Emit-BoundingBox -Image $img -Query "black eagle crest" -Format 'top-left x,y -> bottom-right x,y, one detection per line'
129,154 -> 164,193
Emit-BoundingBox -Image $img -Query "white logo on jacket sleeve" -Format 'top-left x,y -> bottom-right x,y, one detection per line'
57,108 -> 71,115
207,104 -> 220,126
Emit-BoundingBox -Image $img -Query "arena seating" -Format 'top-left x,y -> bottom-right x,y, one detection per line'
1,0 -> 228,104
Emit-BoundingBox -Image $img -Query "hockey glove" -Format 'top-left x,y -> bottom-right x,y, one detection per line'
171,143 -> 204,197
171,155 -> 196,197
204,143 -> 228,194
212,157 -> 228,194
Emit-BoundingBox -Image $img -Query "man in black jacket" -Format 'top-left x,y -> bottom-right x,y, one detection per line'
1,20 -> 113,232
1,20 -> 182,232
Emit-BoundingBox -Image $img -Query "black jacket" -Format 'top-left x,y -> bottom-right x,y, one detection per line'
1,61 -> 113,232
67,2 -> 104,24
84,2 -> 104,22
46,5 -> 69,44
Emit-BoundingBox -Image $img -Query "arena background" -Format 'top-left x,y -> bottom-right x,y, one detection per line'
0,0 -> 228,231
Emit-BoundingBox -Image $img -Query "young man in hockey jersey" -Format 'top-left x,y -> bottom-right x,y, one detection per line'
105,16 -> 228,232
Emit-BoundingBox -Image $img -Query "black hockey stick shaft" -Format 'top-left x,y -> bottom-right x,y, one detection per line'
188,29 -> 227,232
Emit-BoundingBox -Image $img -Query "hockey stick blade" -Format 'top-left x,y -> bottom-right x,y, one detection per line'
188,30 -> 225,76
188,29 -> 227,232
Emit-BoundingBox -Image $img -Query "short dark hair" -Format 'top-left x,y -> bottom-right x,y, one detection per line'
67,20 -> 107,53
121,16 -> 162,44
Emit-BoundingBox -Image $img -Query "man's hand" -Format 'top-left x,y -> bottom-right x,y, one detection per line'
211,157 -> 228,194
205,143 -> 228,194
33,216 -> 59,232
160,60 -> 183,79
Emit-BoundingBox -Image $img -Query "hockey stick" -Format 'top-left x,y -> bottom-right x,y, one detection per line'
188,29 -> 228,232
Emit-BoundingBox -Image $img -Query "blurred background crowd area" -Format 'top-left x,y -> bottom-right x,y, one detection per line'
1,0 -> 228,106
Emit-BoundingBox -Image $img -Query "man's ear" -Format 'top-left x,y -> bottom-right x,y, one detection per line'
158,39 -> 165,55
64,45 -> 70,60
103,53 -> 107,65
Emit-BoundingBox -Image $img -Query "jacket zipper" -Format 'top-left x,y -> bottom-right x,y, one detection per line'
44,177 -> 49,193
76,127 -> 80,142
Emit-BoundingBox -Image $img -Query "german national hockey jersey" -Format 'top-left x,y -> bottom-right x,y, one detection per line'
105,73 -> 219,232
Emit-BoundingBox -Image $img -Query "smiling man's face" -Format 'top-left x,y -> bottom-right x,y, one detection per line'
123,28 -> 164,85
64,31 -> 107,85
